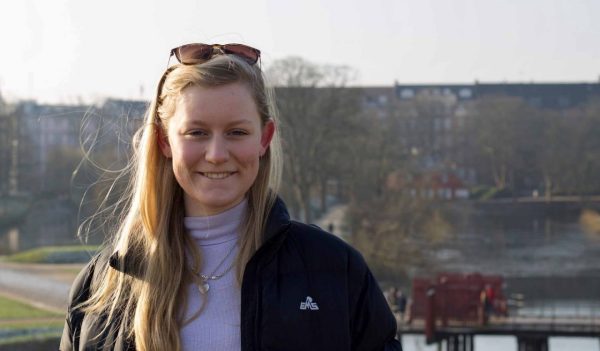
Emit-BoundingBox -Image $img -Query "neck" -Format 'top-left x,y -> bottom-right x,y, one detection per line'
184,198 -> 247,245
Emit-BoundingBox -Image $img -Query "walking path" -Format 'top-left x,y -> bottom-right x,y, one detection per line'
314,204 -> 349,239
0,262 -> 83,313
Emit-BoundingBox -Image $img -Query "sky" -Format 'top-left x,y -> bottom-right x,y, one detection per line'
0,0 -> 599,104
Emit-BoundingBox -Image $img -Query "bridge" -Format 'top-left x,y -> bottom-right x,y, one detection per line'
396,273 -> 600,351
399,314 -> 600,351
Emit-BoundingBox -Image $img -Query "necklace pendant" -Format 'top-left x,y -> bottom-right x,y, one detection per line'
198,281 -> 210,294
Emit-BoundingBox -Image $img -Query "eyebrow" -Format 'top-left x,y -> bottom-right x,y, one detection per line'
185,119 -> 254,127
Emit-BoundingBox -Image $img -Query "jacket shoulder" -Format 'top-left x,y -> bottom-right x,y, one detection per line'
67,248 -> 110,308
286,221 -> 368,273
61,248 -> 111,351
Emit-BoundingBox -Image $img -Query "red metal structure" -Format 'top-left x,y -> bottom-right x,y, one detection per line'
409,272 -> 508,342
400,272 -> 599,351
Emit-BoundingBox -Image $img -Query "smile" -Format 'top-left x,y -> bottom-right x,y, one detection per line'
199,172 -> 235,179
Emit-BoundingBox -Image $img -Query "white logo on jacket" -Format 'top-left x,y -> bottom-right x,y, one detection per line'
299,296 -> 319,310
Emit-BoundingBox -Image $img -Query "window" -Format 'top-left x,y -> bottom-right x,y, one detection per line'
558,97 -> 570,108
459,88 -> 472,98
401,89 -> 414,99
529,97 -> 542,107
444,118 -> 452,130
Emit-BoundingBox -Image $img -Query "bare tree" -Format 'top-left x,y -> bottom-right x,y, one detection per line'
463,96 -> 536,192
562,100 -> 600,197
267,57 -> 360,222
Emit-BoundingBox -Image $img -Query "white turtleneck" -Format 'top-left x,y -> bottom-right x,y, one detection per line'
180,199 -> 246,351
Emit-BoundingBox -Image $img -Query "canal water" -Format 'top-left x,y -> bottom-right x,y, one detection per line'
0,197 -> 103,254
425,201 -> 600,278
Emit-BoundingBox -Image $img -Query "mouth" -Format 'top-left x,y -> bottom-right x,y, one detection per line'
199,172 -> 236,180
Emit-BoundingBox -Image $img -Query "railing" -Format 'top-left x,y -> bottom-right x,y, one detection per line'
399,297 -> 600,336
496,298 -> 600,335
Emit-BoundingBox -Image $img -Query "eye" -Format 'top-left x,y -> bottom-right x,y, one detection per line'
186,129 -> 208,137
229,129 -> 249,136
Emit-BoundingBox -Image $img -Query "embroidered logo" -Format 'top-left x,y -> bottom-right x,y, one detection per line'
299,296 -> 319,311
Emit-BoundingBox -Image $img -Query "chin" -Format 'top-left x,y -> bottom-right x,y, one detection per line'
199,195 -> 242,213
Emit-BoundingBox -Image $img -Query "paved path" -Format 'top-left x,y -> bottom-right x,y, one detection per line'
0,262 -> 83,314
315,204 -> 348,239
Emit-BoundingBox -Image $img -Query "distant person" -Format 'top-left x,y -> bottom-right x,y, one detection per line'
395,290 -> 407,322
479,287 -> 488,324
60,43 -> 401,350
385,286 -> 398,310
485,284 -> 495,316
479,284 -> 495,324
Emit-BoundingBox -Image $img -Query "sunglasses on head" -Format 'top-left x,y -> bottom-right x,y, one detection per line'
169,43 -> 261,66
155,43 -> 261,114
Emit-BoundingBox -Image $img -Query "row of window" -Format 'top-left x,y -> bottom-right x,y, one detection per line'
399,88 -> 473,99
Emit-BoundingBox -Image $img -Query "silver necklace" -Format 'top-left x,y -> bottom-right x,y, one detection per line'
194,241 -> 238,294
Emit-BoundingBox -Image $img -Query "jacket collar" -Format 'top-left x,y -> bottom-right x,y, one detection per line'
109,196 -> 291,276
262,196 -> 291,243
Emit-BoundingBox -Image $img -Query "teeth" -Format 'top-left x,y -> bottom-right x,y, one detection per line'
202,172 -> 232,179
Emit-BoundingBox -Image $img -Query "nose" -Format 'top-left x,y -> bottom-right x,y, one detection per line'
205,136 -> 229,164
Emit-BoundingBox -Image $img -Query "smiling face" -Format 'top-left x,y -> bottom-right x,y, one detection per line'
160,82 -> 274,216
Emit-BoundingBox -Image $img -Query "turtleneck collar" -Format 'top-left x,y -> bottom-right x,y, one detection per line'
184,199 -> 247,245
109,196 -> 291,277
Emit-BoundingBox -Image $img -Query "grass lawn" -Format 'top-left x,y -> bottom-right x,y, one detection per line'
0,320 -> 63,329
0,295 -> 64,346
0,295 -> 62,320
4,245 -> 99,264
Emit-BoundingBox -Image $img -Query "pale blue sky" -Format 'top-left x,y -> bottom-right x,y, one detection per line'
0,0 -> 598,103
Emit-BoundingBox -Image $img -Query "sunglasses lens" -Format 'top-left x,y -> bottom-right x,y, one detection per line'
172,43 -> 261,65
176,44 -> 213,64
222,44 -> 260,64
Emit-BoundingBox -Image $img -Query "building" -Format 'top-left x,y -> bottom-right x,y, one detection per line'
360,81 -> 600,195
394,82 -> 600,110
0,94 -> 15,196
4,98 -> 147,196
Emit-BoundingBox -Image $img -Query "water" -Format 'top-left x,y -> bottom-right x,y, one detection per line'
427,203 -> 600,277
0,198 -> 103,255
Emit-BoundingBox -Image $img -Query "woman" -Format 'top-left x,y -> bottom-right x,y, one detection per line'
60,43 -> 401,351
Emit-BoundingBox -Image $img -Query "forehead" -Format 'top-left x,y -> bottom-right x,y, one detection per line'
172,82 -> 260,126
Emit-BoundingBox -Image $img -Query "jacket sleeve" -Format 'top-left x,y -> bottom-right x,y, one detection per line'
59,254 -> 99,351
349,252 -> 402,351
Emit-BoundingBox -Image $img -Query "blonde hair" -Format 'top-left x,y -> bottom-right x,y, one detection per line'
81,54 -> 282,351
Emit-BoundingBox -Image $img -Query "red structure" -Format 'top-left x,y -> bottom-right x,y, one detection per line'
409,272 -> 507,342
400,272 -> 599,351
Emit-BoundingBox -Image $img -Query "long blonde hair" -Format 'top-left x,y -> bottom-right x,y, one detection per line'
82,54 -> 282,351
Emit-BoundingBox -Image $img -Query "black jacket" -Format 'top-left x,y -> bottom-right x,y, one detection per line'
60,198 -> 402,350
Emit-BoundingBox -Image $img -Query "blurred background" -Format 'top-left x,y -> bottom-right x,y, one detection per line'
0,0 -> 599,350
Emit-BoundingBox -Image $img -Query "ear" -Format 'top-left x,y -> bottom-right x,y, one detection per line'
157,127 -> 172,158
260,119 -> 275,156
